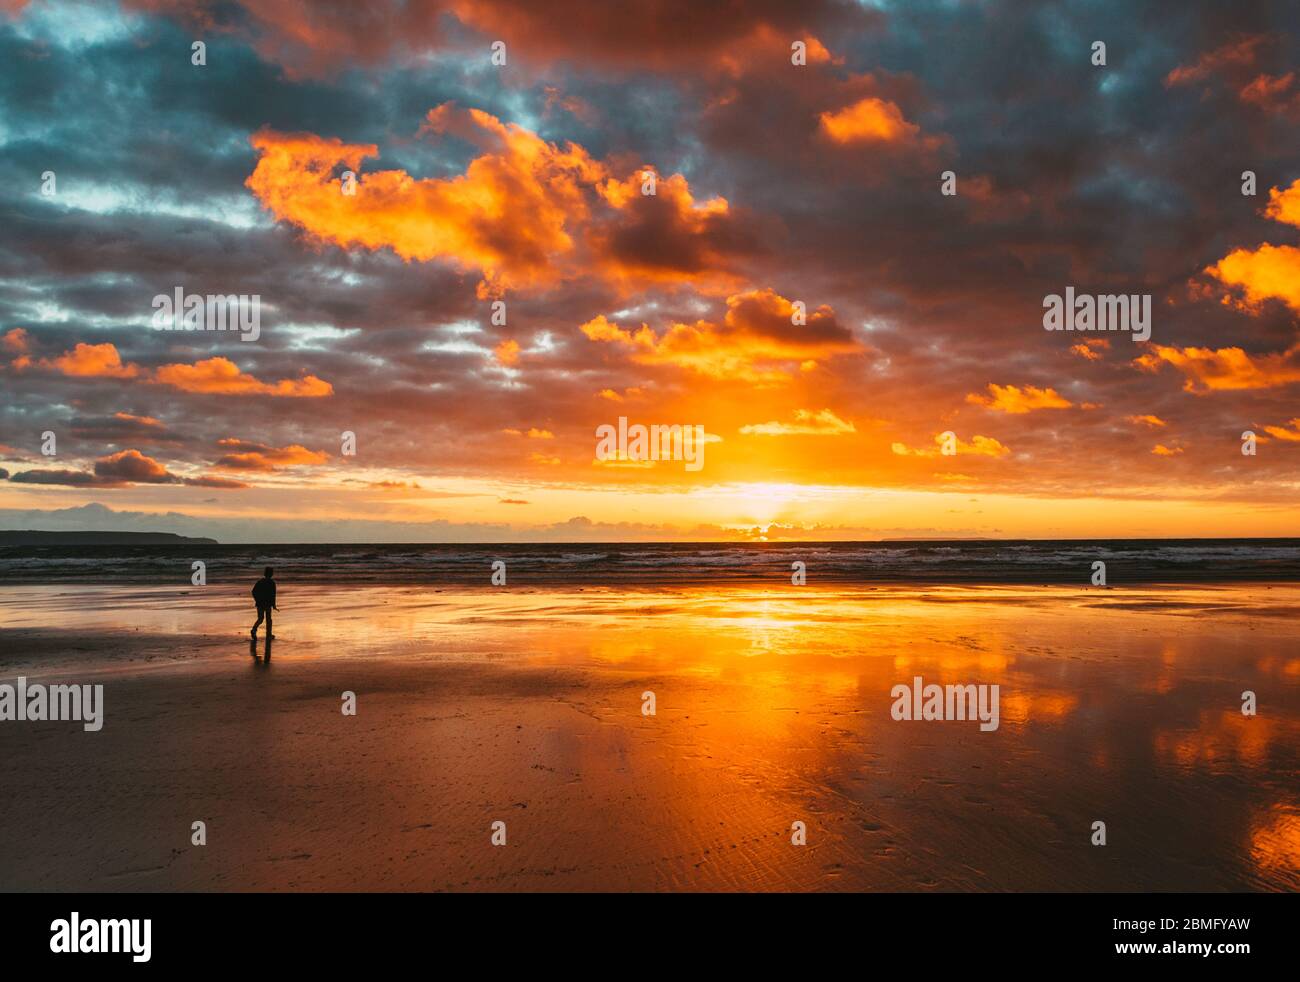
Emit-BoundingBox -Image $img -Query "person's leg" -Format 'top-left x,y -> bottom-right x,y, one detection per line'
252,607 -> 265,635
266,608 -> 273,638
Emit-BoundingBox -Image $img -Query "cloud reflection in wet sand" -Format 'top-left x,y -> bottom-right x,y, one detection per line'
0,582 -> 1295,890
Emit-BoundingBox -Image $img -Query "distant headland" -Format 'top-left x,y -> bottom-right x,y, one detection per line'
0,530 -> 219,546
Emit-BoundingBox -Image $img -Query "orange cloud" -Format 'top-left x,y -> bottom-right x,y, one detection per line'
966,383 -> 1073,414
494,339 -> 521,366
1152,444 -> 1184,456
1204,179 -> 1300,313
43,343 -> 140,379
1127,414 -> 1167,427
1239,72 -> 1300,113
800,36 -> 836,66
116,412 -> 162,427
247,106 -> 603,293
1071,338 -> 1109,361
1208,244 -> 1300,312
713,25 -> 841,77
186,474 -> 251,489
597,387 -> 645,403
1136,343 -> 1300,392
214,439 -> 330,470
1262,418 -> 1300,442
2,327 -> 28,353
154,357 -> 333,397
1264,178 -> 1300,228
1164,35 -> 1266,87
246,105 -> 751,295
581,289 -> 859,383
819,97 -> 919,144
94,449 -> 174,483
15,341 -> 331,398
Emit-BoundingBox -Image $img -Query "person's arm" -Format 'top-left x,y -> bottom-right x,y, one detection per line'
271,581 -> 278,609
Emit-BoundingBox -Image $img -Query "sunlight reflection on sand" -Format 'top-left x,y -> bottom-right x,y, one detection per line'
1,582 -> 1296,890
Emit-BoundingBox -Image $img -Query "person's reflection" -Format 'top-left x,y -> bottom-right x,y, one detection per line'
250,633 -> 273,666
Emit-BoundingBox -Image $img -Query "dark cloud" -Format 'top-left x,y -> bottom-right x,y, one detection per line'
10,468 -> 106,486
118,0 -> 875,76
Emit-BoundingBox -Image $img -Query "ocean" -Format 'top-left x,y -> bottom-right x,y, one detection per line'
1,538 -> 1298,585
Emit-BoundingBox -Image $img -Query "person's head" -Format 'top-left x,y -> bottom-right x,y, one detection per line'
264,566 -> 274,579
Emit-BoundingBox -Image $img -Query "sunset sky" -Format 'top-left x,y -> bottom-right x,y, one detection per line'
2,0 -> 1299,541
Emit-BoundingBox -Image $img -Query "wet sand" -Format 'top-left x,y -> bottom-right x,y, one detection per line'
0,582 -> 1297,891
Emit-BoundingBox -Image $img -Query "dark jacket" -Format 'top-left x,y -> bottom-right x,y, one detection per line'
252,577 -> 276,608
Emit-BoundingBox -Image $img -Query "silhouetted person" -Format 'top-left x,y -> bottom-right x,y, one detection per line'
251,566 -> 277,640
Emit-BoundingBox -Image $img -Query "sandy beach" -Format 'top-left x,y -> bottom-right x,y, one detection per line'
1,582 -> 1297,892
